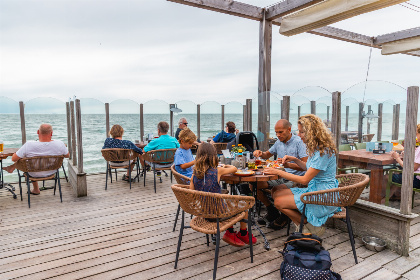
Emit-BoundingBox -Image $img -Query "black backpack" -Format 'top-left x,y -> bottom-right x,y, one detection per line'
280,232 -> 341,280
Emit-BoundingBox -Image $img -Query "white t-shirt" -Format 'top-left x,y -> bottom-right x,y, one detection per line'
16,140 -> 69,177
415,146 -> 420,180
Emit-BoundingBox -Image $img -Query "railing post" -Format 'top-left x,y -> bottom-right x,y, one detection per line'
298,106 -> 301,118
140,104 -> 144,142
331,92 -> 341,159
345,106 -> 349,132
367,105 -> 371,134
310,101 -> 316,115
75,99 -> 84,174
197,104 -> 201,140
221,105 -> 225,131
170,104 -> 174,137
66,102 -> 72,160
70,101 -> 77,166
19,101 -> 26,145
358,102 -> 363,143
246,99 -> 252,132
243,104 -> 247,132
282,96 -> 290,121
105,103 -> 110,138
377,103 -> 383,141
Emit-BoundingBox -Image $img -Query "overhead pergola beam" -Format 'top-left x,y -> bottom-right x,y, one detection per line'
279,0 -> 408,36
168,0 -> 419,57
382,37 -> 420,55
265,0 -> 324,20
167,0 -> 263,20
375,27 -> 420,45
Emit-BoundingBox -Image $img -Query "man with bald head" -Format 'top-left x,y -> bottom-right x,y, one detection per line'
252,119 -> 308,229
11,124 -> 69,195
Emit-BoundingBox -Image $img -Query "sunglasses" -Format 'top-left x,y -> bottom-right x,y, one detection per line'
183,123 -> 188,125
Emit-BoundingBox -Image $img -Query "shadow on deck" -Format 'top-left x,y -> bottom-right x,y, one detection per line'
1,172 -> 420,279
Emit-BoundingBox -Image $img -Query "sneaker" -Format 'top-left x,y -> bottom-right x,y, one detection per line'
122,174 -> 134,182
222,230 -> 246,247
267,214 -> 289,230
156,171 -> 162,177
257,205 -> 281,226
303,223 -> 326,237
236,231 -> 257,245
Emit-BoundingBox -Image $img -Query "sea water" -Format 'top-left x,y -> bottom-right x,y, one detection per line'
0,113 -> 403,182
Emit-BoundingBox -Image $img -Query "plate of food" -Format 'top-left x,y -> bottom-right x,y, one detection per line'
234,170 -> 255,177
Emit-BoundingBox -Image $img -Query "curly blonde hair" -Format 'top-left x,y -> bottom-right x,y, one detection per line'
417,124 -> 420,134
298,114 -> 337,157
178,128 -> 197,144
194,143 -> 218,179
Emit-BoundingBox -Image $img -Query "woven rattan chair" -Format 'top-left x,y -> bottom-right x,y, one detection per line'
171,165 -> 191,232
385,169 -> 420,207
296,173 -> 370,264
15,155 -> 65,208
142,149 -> 176,193
212,143 -> 227,155
171,184 -> 255,280
101,148 -> 140,190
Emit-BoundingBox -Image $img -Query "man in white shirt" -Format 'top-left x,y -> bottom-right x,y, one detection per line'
11,124 -> 70,195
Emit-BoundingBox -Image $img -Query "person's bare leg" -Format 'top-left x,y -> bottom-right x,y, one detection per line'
250,182 -> 271,207
2,163 -> 16,173
272,188 -> 301,224
126,162 -> 136,176
31,181 -> 40,194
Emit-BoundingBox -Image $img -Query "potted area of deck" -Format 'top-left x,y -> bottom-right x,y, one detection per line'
1,172 -> 420,279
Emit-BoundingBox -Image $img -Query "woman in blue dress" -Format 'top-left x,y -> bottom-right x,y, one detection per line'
264,114 -> 340,236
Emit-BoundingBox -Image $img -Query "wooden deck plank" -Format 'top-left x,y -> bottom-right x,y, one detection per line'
361,268 -> 400,280
2,173 -> 420,280
402,264 -> 420,280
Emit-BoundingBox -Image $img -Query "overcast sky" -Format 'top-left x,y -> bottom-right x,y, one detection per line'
0,0 -> 419,105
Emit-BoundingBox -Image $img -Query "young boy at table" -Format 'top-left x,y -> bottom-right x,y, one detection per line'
189,143 -> 257,247
174,128 -> 196,178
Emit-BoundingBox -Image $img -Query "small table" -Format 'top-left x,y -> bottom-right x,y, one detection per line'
0,148 -> 19,199
338,149 -> 396,204
135,142 -> 147,149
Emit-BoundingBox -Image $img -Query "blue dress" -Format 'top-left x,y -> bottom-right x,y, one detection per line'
291,150 -> 340,227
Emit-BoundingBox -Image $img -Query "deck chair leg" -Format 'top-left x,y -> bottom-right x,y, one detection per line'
62,163 -> 68,182
174,210 -> 185,269
153,165 -> 157,193
299,204 -> 307,233
129,160 -> 132,190
57,171 -> 63,203
115,169 -> 117,181
26,174 -> 31,208
173,204 -> 181,232
105,163 -> 109,190
143,166 -> 146,187
248,209 -> 254,263
286,218 -> 291,236
18,170 -> 23,201
54,174 -> 57,195
109,164 -> 112,183
345,207 -> 358,264
213,219 -> 220,280
206,234 -> 210,247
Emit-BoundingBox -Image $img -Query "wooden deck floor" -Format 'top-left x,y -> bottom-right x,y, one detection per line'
1,172 -> 420,280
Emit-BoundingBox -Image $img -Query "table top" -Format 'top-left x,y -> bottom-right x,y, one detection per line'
339,149 -> 396,166
0,148 -> 19,159
135,142 -> 147,149
221,172 -> 279,183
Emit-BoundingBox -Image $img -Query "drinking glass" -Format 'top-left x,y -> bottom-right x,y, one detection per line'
0,140 -> 3,154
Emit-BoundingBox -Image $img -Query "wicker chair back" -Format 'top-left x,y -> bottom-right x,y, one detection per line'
212,143 -> 227,154
171,165 -> 191,185
15,155 -> 64,173
101,149 -> 139,162
300,173 -> 370,207
171,184 -> 254,219
142,149 -> 177,164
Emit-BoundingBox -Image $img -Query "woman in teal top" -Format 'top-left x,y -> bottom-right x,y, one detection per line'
264,114 -> 340,236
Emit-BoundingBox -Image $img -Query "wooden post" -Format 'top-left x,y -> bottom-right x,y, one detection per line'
246,99 -> 252,132
66,102 -> 72,160
221,105 -> 225,131
311,101 -> 316,115
327,106 -> 330,122
345,106 -> 349,132
258,91 -> 270,151
331,92 -> 341,163
377,103 -> 383,141
70,101 -> 77,166
283,96 -> 290,121
140,104 -> 144,142
75,99 -> 83,174
105,103 -> 110,138
243,104 -> 247,132
19,101 -> 26,145
392,105 -> 396,140
393,104 -> 400,140
280,100 -> 283,120
170,104 -> 174,137
197,104 -> 201,140
258,15 -> 272,151
400,87 -> 419,215
358,102 -> 363,143
367,105 -> 371,134
298,106 -> 301,118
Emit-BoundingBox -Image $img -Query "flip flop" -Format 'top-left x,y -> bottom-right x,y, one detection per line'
30,191 -> 40,195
